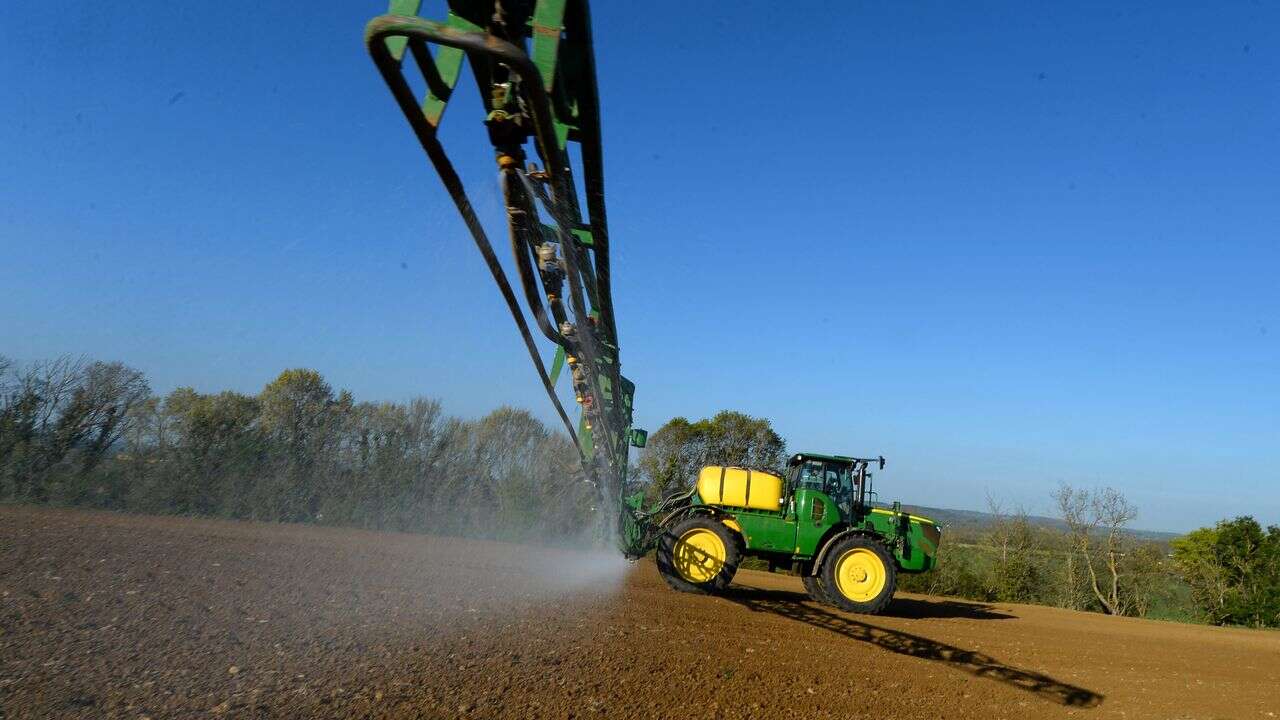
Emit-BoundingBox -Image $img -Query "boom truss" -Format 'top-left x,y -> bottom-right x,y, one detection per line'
364,0 -> 643,545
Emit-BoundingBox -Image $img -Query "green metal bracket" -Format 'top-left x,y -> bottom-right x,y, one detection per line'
548,345 -> 566,385
421,13 -> 481,128
570,227 -> 594,248
383,0 -> 421,60
530,0 -> 566,92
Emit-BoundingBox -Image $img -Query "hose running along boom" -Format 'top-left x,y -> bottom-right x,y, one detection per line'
364,0 -> 649,554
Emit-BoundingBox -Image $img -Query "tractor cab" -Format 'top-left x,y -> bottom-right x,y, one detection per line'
787,452 -> 884,520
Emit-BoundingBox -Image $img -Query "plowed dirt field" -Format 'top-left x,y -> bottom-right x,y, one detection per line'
2,505 -> 1277,719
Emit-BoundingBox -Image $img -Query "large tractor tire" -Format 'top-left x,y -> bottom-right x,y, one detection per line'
819,534 -> 897,614
656,516 -> 740,594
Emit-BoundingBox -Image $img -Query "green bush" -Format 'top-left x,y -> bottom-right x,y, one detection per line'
1172,517 -> 1280,627
899,543 -> 994,601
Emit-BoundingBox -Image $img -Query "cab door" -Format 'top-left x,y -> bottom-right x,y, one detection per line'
793,488 -> 838,557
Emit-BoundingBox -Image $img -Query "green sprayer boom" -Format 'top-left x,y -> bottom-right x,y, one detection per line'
364,1 -> 645,547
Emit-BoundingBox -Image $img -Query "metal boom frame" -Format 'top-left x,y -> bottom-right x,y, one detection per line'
364,0 -> 642,545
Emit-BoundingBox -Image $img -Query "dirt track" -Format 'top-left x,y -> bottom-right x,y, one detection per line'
2,506 -> 1277,719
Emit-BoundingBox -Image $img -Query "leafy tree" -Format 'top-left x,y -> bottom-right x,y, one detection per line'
1172,517 -> 1280,627
155,388 -> 263,515
634,417 -> 700,500
1119,542 -> 1174,619
330,397 -> 447,531
636,410 -> 786,500
257,369 -> 352,521
0,357 -> 149,503
0,356 -> 87,500
55,361 -> 151,475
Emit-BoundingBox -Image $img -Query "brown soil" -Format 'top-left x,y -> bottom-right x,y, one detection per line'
2,505 -> 1277,719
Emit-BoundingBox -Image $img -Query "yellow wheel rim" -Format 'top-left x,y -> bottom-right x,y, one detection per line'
673,528 -> 726,584
834,547 -> 887,602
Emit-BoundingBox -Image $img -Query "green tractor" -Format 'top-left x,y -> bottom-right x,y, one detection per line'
626,453 -> 941,614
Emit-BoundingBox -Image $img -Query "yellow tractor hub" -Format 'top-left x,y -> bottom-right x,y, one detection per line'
673,528 -> 726,583
834,547 -> 886,602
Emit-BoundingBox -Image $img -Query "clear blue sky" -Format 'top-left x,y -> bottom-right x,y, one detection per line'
3,2 -> 1276,532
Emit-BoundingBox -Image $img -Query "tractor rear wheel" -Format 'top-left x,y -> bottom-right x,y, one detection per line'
656,516 -> 740,594
819,535 -> 897,614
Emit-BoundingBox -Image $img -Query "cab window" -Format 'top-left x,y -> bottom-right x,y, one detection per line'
798,461 -> 826,490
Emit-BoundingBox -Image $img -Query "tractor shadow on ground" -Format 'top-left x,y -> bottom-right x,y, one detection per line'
880,596 -> 1014,620
722,587 -> 1104,709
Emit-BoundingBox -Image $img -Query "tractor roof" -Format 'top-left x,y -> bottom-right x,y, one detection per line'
790,451 -> 885,468
791,451 -> 857,464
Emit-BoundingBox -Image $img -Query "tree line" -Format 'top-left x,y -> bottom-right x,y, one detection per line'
0,355 -> 594,544
3,354 -> 1275,627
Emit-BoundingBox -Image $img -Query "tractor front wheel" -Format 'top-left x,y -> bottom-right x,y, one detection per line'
656,516 -> 740,594
819,535 -> 897,614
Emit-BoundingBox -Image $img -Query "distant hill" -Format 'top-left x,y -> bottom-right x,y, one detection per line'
896,504 -> 1182,543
